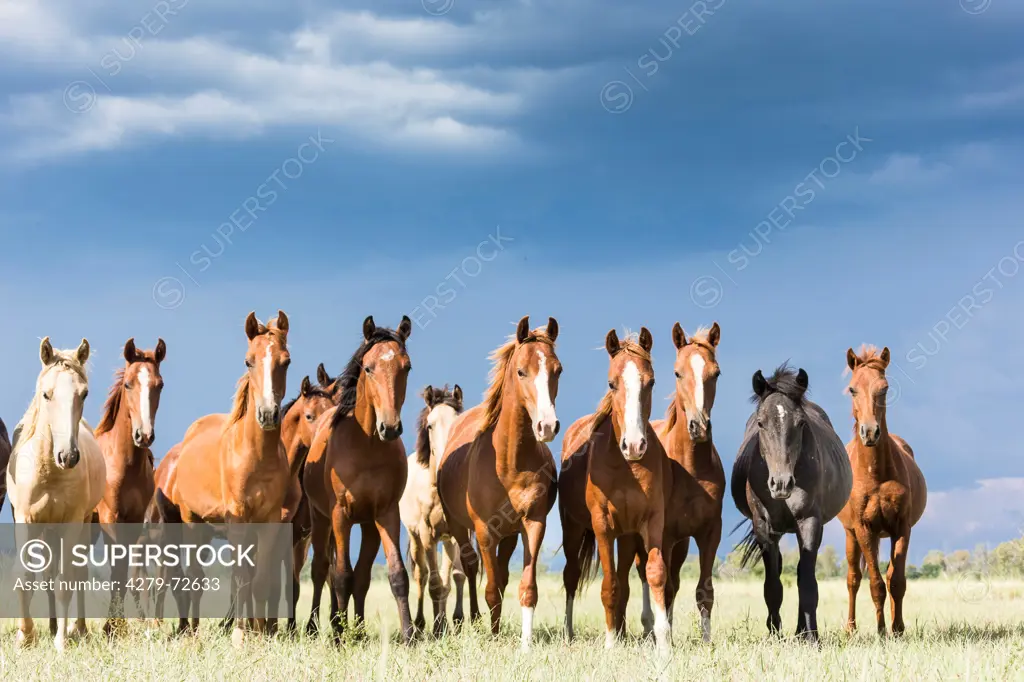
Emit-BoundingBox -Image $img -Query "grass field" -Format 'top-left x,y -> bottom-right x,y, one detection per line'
1,575 -> 1022,680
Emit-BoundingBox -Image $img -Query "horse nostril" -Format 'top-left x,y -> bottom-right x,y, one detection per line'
639,437 -> 647,452
620,438 -> 628,452
553,420 -> 560,436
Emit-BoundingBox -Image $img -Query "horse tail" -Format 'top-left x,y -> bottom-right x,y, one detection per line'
732,518 -> 762,569
577,528 -> 599,586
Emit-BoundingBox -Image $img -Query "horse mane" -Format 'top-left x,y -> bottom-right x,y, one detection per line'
478,326 -> 556,436
17,348 -> 89,445
751,362 -> 807,405
665,326 -> 717,431
330,325 -> 408,428
227,374 -> 251,425
845,344 -> 888,374
414,385 -> 464,467
94,368 -> 126,436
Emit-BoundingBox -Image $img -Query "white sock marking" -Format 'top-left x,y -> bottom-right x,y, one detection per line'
654,602 -> 671,652
521,606 -> 534,650
605,627 -> 616,649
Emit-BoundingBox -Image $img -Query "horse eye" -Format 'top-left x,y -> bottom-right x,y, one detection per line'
674,371 -> 681,379
517,368 -> 527,378
305,413 -> 315,421
757,420 -> 763,428
608,381 -> 615,390
282,358 -> 291,368
712,370 -> 721,379
245,359 -> 253,368
43,392 -> 52,401
848,388 -> 857,395
124,382 -> 133,390
364,366 -> 373,375
83,390 -> 89,399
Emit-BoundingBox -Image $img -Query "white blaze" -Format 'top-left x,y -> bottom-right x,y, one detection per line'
52,371 -> 77,452
690,354 -> 706,413
622,360 -> 645,449
138,365 -> 152,435
380,348 -> 396,362
533,351 -> 556,424
776,404 -> 786,422
263,341 -> 276,406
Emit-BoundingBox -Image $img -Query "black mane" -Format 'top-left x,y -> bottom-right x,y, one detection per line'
330,325 -> 408,427
750,362 -> 808,405
414,385 -> 463,467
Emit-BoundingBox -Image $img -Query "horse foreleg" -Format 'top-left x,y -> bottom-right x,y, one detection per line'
424,539 -> 446,638
328,507 -> 354,644
408,532 -> 427,633
844,527 -> 862,633
441,536 -> 464,632
638,520 -> 671,654
761,541 -> 783,635
794,516 -> 823,643
594,526 -> 619,649
474,523 -> 503,636
305,507 -> 331,637
633,540 -> 653,637
450,524 -> 480,623
614,534 -> 637,638
695,521 -> 722,643
375,507 -> 414,644
855,525 -> 886,636
560,515 -> 586,642
352,521 -> 381,632
666,537 -> 687,628
518,519 -> 544,651
887,526 -> 911,637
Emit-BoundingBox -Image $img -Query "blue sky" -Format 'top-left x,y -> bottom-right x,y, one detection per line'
2,0 -> 1023,562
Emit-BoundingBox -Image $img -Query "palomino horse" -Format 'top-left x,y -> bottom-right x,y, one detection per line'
303,315 -> 414,642
154,311 -> 291,644
399,384 -> 466,637
94,337 -> 166,634
0,418 -> 10,513
559,328 -> 672,651
7,338 -> 106,650
731,364 -> 852,642
438,316 -> 561,650
633,323 -> 725,641
838,345 -> 927,637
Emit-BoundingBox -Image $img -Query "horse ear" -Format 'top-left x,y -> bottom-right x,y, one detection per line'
40,337 -> 54,366
155,338 -> 167,364
275,310 -> 289,333
752,369 -> 768,398
546,317 -> 559,342
516,316 -> 530,344
76,338 -> 90,365
245,312 -> 260,341
796,368 -> 809,392
300,375 -> 312,397
605,329 -> 620,357
707,322 -> 721,348
123,338 -> 137,364
846,348 -> 859,371
453,384 -> 463,407
316,363 -> 331,387
672,322 -> 687,350
639,327 -> 653,353
397,315 -> 412,342
422,385 -> 434,407
363,315 -> 376,341
879,347 -> 890,368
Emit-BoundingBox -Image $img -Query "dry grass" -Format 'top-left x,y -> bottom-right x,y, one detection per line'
1,576 -> 1022,680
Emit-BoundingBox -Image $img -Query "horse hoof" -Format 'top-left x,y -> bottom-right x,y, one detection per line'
231,628 -> 246,648
15,629 -> 37,649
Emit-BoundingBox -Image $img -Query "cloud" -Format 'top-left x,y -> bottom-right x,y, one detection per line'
917,478 -> 1024,550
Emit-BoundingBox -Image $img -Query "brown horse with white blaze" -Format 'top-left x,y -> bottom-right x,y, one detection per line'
437,316 -> 561,651
559,328 -> 672,651
303,315 -> 414,642
94,337 -> 166,634
153,311 -> 291,644
838,345 -> 927,637
633,322 -> 725,642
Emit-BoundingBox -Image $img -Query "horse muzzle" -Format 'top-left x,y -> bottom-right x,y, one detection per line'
133,428 -> 155,448
378,420 -> 403,441
55,447 -> 81,469
257,405 -> 282,431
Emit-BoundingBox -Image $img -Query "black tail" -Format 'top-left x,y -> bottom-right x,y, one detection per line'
577,529 -> 599,587
732,518 -> 762,569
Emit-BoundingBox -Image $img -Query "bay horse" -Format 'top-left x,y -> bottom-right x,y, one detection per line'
94,337 -> 166,635
399,384 -> 466,637
154,311 -> 291,645
632,323 -> 725,642
7,338 -> 106,650
437,316 -> 561,651
837,345 -> 927,637
559,328 -> 672,651
731,364 -> 852,642
0,418 -> 10,513
303,315 -> 414,642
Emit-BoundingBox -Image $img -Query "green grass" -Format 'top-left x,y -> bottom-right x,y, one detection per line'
1,576 -> 1022,680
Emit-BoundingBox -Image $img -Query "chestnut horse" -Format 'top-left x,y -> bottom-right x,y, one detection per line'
838,345 -> 927,637
7,338 -> 106,650
559,328 -> 672,651
94,337 -> 166,634
303,315 -> 414,642
632,323 -> 725,642
731,364 -> 852,642
399,384 -> 465,637
437,316 -> 561,650
0,418 -> 10,513
153,311 -> 291,644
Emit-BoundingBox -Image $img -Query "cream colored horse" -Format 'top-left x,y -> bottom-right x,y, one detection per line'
399,384 -> 466,636
8,338 -> 106,650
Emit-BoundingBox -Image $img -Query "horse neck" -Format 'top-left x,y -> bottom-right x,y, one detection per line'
235,385 -> 281,461
668,398 -> 713,469
106,392 -> 143,467
352,374 -> 377,440
494,380 -> 538,476
23,419 -> 61,478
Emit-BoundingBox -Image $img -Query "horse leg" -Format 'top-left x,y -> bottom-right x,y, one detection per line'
697,520 -> 722,642
594,527 -> 619,649
458,527 -> 482,623
639,522 -> 671,654
305,506 -> 330,637
887,526 -> 911,637
856,526 -> 886,636
518,518 -> 545,651
287,533 -> 309,634
497,535 -> 518,598
794,516 -> 823,643
441,536 -> 464,633
474,522 -> 504,636
352,521 -> 381,634
424,540 -> 446,638
560,515 -> 585,642
634,539 -> 653,637
761,541 -> 783,635
375,506 -> 414,644
328,508 -> 354,643
408,531 -> 427,633
666,537 -> 687,628
614,534 -> 637,638
844,527 -> 862,633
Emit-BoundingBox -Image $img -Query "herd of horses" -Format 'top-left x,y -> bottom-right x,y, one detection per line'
1,311 -> 928,653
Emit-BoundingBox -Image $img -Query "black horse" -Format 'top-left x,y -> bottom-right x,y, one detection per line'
731,364 -> 852,641
0,418 -> 10,514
